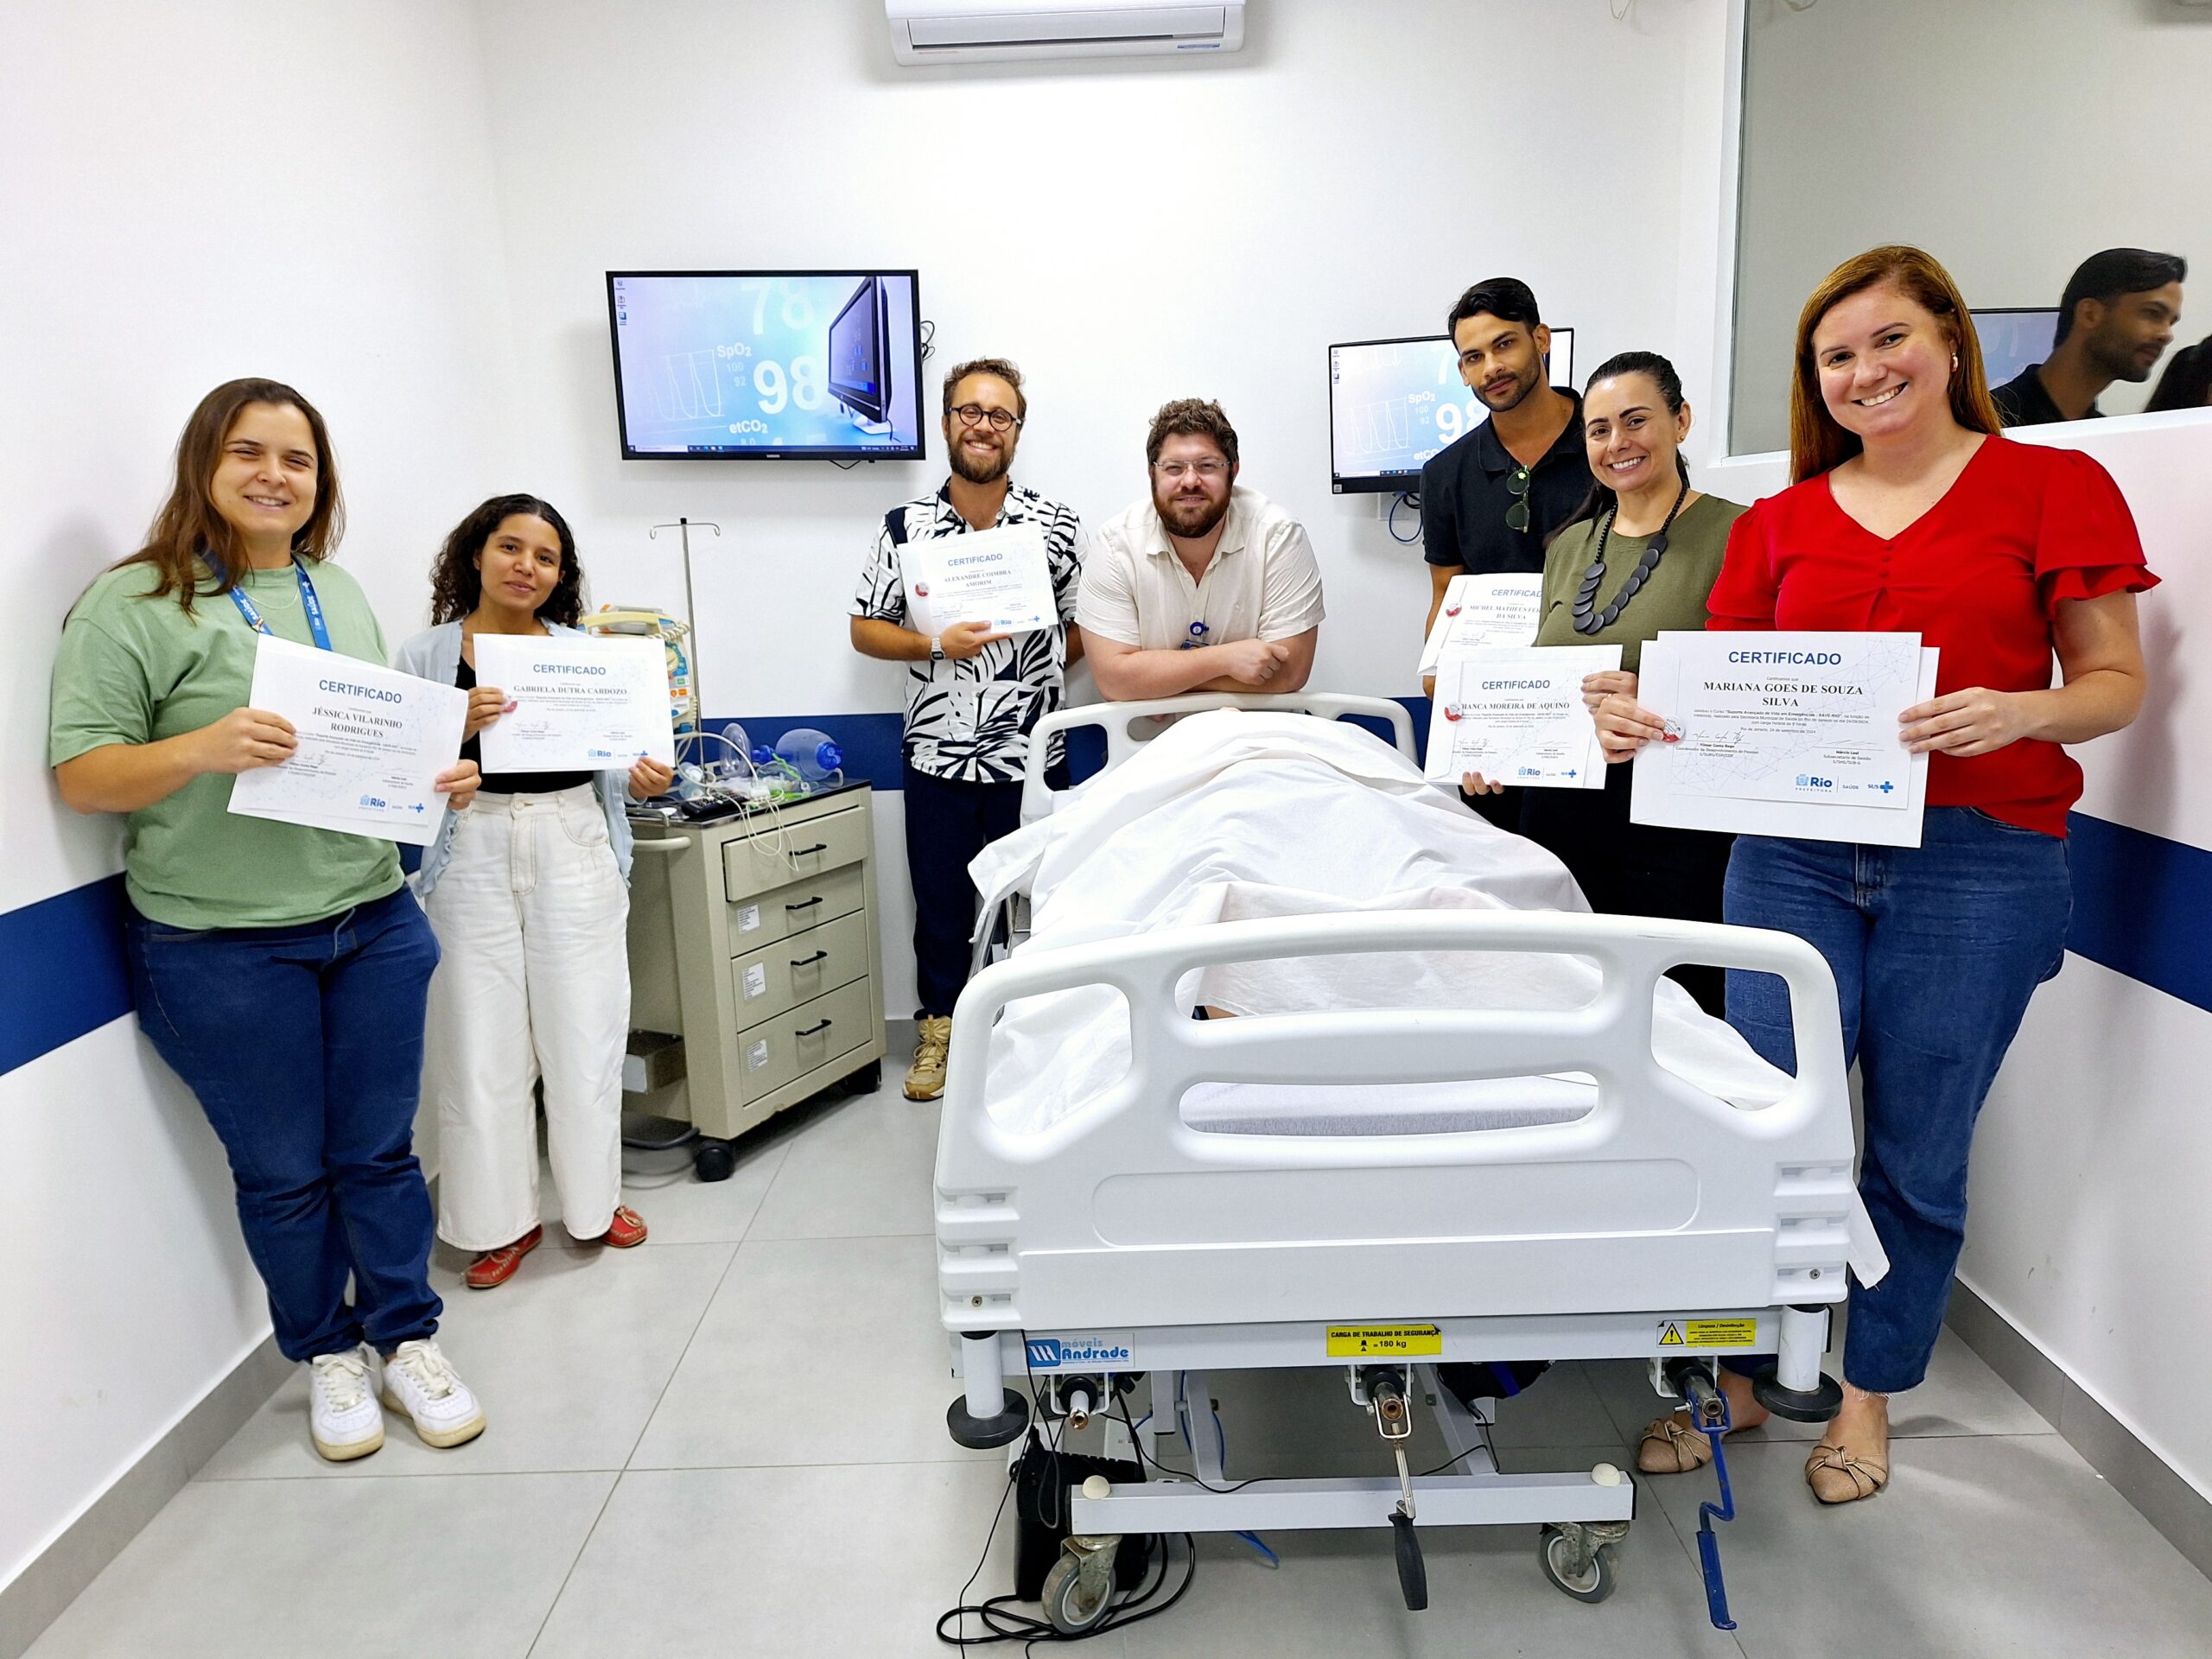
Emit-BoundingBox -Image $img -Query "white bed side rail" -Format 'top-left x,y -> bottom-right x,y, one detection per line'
1021,691 -> 1419,822
938,910 -> 1858,1327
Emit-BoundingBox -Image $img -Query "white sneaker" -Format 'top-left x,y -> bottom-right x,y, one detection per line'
378,1338 -> 486,1448
308,1348 -> 385,1462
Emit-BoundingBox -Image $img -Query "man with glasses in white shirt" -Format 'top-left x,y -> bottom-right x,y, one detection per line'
1077,397 -> 1325,702
850,359 -> 1084,1100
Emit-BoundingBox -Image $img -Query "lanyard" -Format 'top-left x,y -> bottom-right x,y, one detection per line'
228,559 -> 333,652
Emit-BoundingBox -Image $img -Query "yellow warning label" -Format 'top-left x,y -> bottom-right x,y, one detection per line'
1325,1323 -> 1443,1358
1658,1319 -> 1758,1349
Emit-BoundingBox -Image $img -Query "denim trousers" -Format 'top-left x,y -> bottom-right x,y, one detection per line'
1721,809 -> 2070,1395
126,886 -> 444,1362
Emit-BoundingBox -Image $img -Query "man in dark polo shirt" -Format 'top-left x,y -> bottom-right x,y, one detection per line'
1418,276 -> 1584,828
1993,248 -> 2185,427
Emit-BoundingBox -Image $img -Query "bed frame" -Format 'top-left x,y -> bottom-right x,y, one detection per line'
936,698 -> 1858,1625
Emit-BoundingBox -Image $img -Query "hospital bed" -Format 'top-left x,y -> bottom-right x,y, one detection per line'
936,696 -> 1861,1632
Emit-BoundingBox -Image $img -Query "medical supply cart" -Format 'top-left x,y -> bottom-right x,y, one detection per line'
624,781 -> 887,1178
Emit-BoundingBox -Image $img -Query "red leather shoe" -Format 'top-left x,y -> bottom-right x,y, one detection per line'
590,1205 -> 647,1249
464,1224 -> 543,1289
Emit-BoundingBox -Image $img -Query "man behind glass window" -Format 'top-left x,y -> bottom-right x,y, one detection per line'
1077,398 -> 1324,702
849,359 -> 1084,1101
1993,248 -> 2185,426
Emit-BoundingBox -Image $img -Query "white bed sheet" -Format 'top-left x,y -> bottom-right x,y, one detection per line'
969,710 -> 1795,1137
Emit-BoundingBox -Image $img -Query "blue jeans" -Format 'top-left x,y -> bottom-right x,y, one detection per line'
1722,809 -> 2070,1395
125,887 -> 444,1362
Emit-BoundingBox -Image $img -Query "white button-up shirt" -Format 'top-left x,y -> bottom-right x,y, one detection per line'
1076,486 -> 1325,652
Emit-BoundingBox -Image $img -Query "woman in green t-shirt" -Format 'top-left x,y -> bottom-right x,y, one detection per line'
49,378 -> 488,1464
1461,352 -> 1742,1014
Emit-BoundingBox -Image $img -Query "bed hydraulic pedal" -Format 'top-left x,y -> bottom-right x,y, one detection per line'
1672,1359 -> 1742,1632
1360,1368 -> 1428,1611
946,1331 -> 1031,1450
1751,1303 -> 1846,1423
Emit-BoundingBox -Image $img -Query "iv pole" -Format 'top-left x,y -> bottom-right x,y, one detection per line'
649,518 -> 721,728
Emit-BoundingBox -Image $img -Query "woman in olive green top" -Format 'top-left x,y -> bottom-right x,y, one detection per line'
49,378 -> 489,1463
1464,352 -> 1742,1013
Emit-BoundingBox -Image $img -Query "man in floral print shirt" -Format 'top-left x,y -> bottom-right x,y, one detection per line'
850,358 -> 1084,1100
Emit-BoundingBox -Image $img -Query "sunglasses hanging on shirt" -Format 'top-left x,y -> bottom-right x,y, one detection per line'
1504,465 -> 1532,532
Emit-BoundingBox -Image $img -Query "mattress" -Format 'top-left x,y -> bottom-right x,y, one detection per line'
1179,1074 -> 1597,1137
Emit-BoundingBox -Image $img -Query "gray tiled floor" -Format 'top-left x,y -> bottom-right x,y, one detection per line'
29,1070 -> 2212,1658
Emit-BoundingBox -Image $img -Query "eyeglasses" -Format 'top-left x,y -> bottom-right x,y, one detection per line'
951,404 -> 1022,432
1154,460 -> 1230,482
1505,465 -> 1532,532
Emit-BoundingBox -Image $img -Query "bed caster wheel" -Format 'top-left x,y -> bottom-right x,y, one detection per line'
691,1139 -> 736,1183
1538,1524 -> 1619,1604
1042,1539 -> 1118,1634
946,1387 -> 1031,1450
1751,1364 -> 1844,1423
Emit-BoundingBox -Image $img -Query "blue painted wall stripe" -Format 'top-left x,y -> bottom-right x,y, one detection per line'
2064,812 -> 2212,1014
0,874 -> 132,1077
5,753 -> 2208,1076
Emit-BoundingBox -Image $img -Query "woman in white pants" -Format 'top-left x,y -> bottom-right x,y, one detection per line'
396,496 -> 675,1287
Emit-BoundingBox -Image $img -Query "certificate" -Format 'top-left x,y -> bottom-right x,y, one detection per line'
1630,631 -> 1940,846
474,634 -> 676,772
1423,645 -> 1620,789
227,635 -> 467,847
903,521 -> 1058,637
1417,574 -> 1543,677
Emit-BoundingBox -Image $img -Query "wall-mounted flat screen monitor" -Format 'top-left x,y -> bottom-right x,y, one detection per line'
607,270 -> 925,460
1328,329 -> 1575,493
1972,308 -> 2057,393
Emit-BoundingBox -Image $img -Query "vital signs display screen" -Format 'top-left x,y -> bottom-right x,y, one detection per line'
607,270 -> 925,461
1327,329 -> 1574,493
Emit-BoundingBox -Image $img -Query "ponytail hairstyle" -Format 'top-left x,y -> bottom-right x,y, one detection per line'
119,378 -> 345,613
428,494 -> 584,626
1546,351 -> 1690,548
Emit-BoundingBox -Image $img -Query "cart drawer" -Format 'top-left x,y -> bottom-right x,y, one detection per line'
734,977 -> 875,1103
726,862 -> 866,951
722,804 -> 869,903
730,910 -> 868,1027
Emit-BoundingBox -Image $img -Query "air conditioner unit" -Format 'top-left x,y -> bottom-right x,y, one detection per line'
887,1 -> 1245,66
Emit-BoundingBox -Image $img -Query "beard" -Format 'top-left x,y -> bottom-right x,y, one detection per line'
1474,365 -> 1541,413
1154,486 -> 1231,540
2086,330 -> 2157,385
950,437 -> 1012,485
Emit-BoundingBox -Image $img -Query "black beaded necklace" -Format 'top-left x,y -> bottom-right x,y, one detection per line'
1572,478 -> 1690,635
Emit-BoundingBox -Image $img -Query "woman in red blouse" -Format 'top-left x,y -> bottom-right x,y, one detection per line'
1625,247 -> 2154,1504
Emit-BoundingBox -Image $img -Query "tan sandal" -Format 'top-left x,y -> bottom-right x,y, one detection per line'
1637,1412 -> 1718,1474
1804,1439 -> 1890,1503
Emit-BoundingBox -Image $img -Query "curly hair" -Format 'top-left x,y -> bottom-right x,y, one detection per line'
1144,397 -> 1239,471
428,495 -> 583,626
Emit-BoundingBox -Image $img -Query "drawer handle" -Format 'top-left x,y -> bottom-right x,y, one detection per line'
795,1018 -> 834,1038
792,842 -> 830,856
785,896 -> 823,912
790,950 -> 829,969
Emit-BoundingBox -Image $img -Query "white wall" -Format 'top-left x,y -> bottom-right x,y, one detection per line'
467,0 -> 1720,1014
1731,0 -> 2212,452
0,0 -> 517,1591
